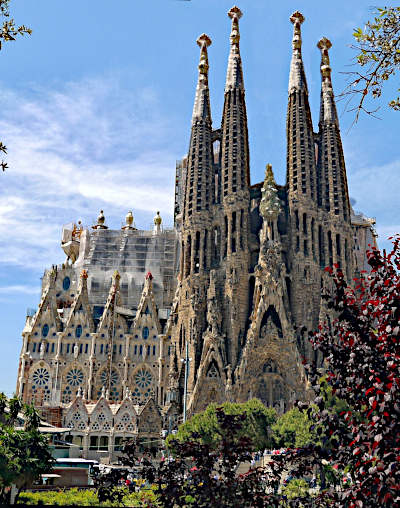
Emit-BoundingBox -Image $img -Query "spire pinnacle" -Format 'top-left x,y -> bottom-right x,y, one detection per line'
196,33 -> 211,77
288,12 -> 307,93
290,11 -> 304,51
317,37 -> 332,82
318,37 -> 337,124
228,6 -> 242,46
225,6 -> 244,91
192,34 -> 212,123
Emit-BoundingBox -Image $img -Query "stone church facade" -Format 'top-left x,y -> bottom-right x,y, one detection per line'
16,8 -> 376,460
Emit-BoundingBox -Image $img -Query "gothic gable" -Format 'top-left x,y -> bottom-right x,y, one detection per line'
114,398 -> 137,433
137,398 -> 162,435
89,397 -> 113,432
64,397 -> 89,431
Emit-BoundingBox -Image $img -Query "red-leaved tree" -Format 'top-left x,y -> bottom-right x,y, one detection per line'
298,235 -> 400,507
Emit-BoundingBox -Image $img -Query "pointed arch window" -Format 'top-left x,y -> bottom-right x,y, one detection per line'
63,277 -> 71,291
142,327 -> 149,340
75,325 -> 82,338
42,324 -> 49,338
144,306 -> 150,315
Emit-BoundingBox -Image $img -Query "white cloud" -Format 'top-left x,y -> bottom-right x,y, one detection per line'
0,285 -> 40,295
0,75 -> 177,269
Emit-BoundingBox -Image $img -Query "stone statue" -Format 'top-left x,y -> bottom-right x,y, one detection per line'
73,343 -> 79,359
207,297 -> 221,336
225,364 -> 232,395
39,342 -> 45,360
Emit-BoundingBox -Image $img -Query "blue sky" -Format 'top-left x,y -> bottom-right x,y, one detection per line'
0,0 -> 398,396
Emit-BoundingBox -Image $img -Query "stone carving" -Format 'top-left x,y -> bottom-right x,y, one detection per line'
207,296 -> 221,336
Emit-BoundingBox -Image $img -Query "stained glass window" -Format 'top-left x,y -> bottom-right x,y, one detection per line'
75,325 -> 82,338
66,368 -> 84,386
63,276 -> 71,291
42,324 -> 49,338
135,368 -> 152,388
32,368 -> 50,386
142,327 -> 149,340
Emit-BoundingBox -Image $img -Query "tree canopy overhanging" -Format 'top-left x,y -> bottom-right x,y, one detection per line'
344,6 -> 400,120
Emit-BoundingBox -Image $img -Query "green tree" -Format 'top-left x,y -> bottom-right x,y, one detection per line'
0,0 -> 31,171
0,393 -> 54,504
167,399 -> 277,452
271,407 -> 314,448
345,6 -> 400,120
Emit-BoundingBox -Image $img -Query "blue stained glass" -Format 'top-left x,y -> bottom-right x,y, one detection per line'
42,324 -> 49,337
75,324 -> 82,338
63,276 -> 71,291
142,327 -> 149,340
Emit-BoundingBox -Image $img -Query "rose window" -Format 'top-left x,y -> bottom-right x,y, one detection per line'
66,368 -> 84,386
135,369 -> 152,388
32,368 -> 50,386
100,369 -> 119,387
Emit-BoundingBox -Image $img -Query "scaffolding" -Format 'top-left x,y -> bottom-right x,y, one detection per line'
82,227 -> 179,313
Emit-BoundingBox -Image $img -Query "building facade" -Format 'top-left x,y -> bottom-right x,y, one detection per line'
16,8 -> 376,459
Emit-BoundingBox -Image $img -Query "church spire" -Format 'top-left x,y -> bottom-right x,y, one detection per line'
317,37 -> 351,222
181,34 -> 214,277
221,6 -> 250,198
192,34 -> 212,124
286,11 -> 317,205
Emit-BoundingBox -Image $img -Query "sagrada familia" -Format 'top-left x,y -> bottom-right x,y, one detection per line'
15,8 -> 376,460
